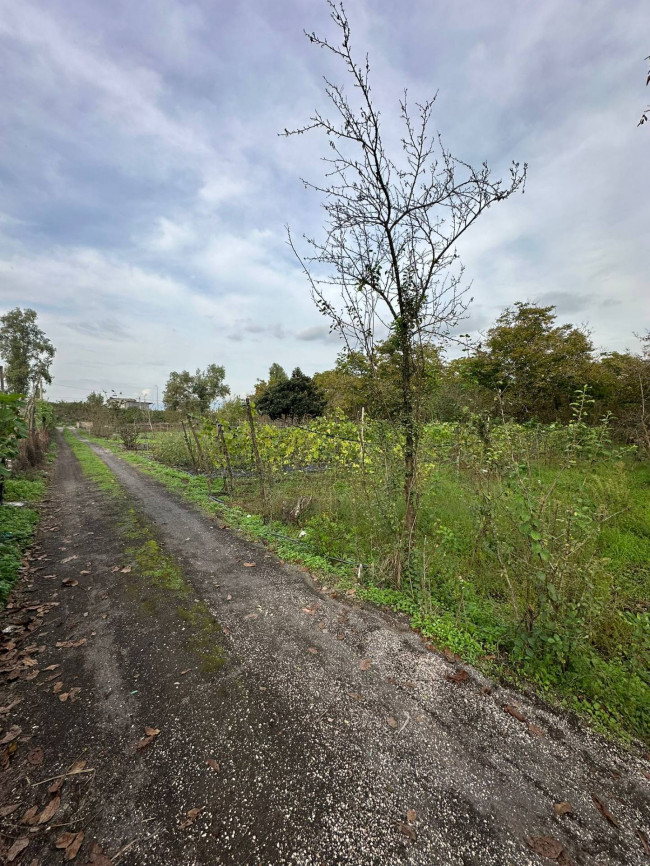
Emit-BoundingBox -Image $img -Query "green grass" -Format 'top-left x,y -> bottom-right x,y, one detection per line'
0,476 -> 48,605
83,428 -> 650,744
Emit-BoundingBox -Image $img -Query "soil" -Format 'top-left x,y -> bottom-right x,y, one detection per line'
0,431 -> 648,865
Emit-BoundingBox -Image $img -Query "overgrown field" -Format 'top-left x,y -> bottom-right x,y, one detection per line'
90,413 -> 650,743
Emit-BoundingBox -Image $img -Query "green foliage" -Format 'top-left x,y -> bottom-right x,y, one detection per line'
0,475 -> 47,605
0,393 -> 27,477
256,368 -> 326,420
163,364 -> 229,415
0,308 -> 55,396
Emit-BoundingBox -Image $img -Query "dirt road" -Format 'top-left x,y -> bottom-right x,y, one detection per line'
0,432 -> 648,865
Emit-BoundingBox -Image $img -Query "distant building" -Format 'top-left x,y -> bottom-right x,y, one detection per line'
106,396 -> 152,411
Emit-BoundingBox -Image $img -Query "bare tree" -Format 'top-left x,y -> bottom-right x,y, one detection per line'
285,2 -> 526,578
639,54 -> 650,127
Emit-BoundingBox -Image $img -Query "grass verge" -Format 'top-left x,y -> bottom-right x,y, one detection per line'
0,469 -> 50,607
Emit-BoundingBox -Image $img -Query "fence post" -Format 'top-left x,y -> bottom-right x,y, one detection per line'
217,422 -> 236,495
187,416 -> 214,495
245,398 -> 267,511
180,420 -> 198,472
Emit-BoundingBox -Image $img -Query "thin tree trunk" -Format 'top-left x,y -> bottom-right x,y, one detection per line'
398,333 -> 418,586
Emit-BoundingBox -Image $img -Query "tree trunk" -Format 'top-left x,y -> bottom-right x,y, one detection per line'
398,331 -> 418,586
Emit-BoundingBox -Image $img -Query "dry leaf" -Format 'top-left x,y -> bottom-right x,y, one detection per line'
397,822 -> 416,841
307,647 -> 318,654
68,759 -> 87,775
7,837 -> 29,862
637,828 -> 650,856
406,809 -> 416,823
144,727 -> 160,737
243,562 -> 256,567
0,697 -> 22,714
37,794 -> 61,824
592,794 -> 619,827
443,648 -> 461,662
53,681 -> 64,693
87,843 -> 111,865
526,835 -> 564,859
64,831 -> 84,860
528,722 -> 545,737
22,805 -> 39,824
387,716 -> 398,729
56,639 -> 86,649
61,556 -> 78,564
55,833 -> 77,849
504,704 -> 526,723
359,658 -> 372,671
206,759 -> 219,772
80,570 -> 91,574
48,778 -> 64,795
62,578 -> 78,587
180,668 -> 192,675
0,725 -> 22,745
554,801 -> 573,817
0,803 -> 19,817
120,567 -> 131,573
28,747 -> 44,765
59,692 -> 70,702
446,669 -> 469,684
24,669 -> 40,681
179,806 -> 202,829
243,612 -> 258,620
345,588 -> 356,597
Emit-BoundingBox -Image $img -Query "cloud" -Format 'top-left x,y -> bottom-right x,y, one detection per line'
0,0 -> 647,402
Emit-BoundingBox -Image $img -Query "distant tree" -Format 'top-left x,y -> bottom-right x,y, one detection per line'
0,308 -> 55,396
86,391 -> 105,409
256,368 -> 326,420
163,365 -> 229,415
462,303 -> 594,422
250,363 -> 289,401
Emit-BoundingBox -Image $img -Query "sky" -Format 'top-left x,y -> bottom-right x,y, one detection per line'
0,0 -> 648,405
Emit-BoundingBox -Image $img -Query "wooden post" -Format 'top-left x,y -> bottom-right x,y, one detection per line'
187,416 -> 213,495
245,398 -> 267,510
180,420 -> 198,471
217,422 -> 236,495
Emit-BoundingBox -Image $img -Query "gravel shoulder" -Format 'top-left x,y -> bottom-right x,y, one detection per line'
0,431 -> 648,865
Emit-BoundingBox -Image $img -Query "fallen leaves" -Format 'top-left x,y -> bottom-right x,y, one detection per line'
526,835 -> 564,859
307,646 -> 318,655
87,843 -> 111,865
397,822 -> 416,841
637,828 -> 650,856
7,837 -> 29,862
387,716 -> 398,729
359,658 -> 372,671
406,809 -> 416,823
243,612 -> 258,621
206,759 -> 220,772
243,562 -> 256,567
37,793 -> 61,824
591,793 -> 618,827
0,725 -> 22,745
0,803 -> 19,817
61,578 -> 78,587
445,669 -> 469,685
136,726 -> 161,750
504,704 -> 526,723
22,805 -> 39,824
57,831 -> 84,860
56,639 -> 87,649
60,556 -> 78,564
0,697 -> 22,714
179,806 -> 202,829
27,747 -> 44,765
553,802 -> 573,817
120,566 -> 131,574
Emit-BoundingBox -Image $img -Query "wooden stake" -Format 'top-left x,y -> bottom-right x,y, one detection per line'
245,398 -> 267,511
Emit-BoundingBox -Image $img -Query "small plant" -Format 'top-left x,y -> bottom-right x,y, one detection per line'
118,424 -> 140,451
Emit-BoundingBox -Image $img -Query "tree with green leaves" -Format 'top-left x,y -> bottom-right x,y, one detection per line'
0,308 -> 55,396
256,368 -> 325,420
462,303 -> 594,422
163,365 -> 229,415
